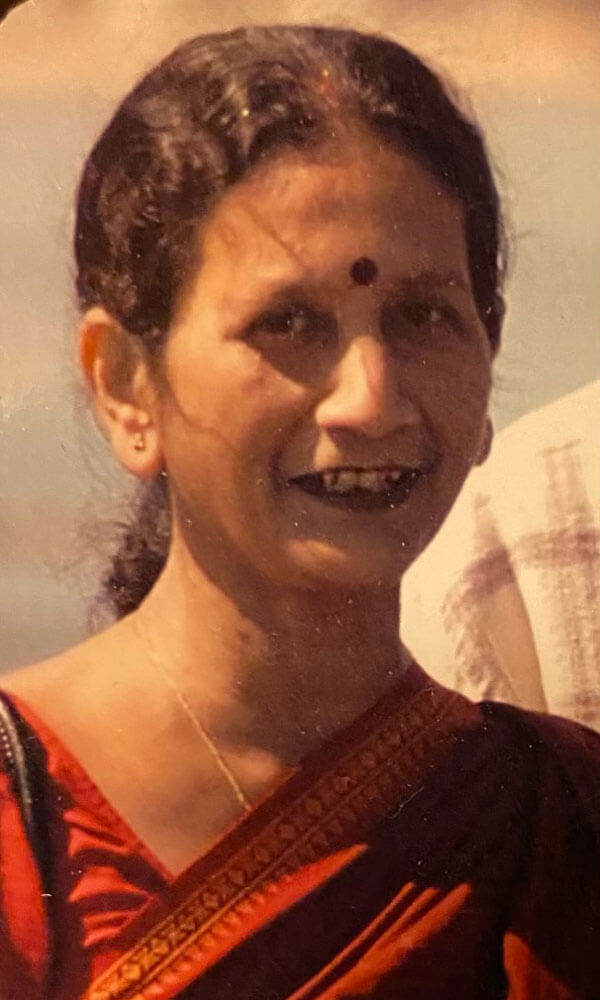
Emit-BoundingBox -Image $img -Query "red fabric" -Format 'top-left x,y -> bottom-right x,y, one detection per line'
0,767 -> 49,998
0,695 -> 169,1000
1,679 -> 600,1000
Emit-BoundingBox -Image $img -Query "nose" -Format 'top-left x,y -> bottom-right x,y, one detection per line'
315,336 -> 421,439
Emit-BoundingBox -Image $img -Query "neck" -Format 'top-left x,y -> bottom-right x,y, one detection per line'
133,538 -> 406,767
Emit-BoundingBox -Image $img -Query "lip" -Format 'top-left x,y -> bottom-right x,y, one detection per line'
285,463 -> 434,513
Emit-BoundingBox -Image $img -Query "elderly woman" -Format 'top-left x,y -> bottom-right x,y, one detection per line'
0,25 -> 598,1000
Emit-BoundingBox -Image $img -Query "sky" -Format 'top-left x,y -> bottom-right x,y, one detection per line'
1,0 -> 599,668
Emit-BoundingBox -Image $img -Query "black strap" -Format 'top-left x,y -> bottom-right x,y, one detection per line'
0,691 -> 52,901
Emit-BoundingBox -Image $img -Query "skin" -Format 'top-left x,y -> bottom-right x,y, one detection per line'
4,141 -> 493,874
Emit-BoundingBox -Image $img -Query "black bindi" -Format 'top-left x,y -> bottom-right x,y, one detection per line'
350,256 -> 379,286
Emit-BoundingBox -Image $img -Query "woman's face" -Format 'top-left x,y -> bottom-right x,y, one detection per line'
152,142 -> 492,591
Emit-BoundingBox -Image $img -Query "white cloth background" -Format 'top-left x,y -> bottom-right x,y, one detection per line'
403,381 -> 600,731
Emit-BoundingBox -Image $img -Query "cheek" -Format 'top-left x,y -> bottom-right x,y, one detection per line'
226,343 -> 315,427
459,362 -> 492,426
423,356 -> 491,447
164,346 -> 313,465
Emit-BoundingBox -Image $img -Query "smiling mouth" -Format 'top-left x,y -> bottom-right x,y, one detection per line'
287,465 -> 427,511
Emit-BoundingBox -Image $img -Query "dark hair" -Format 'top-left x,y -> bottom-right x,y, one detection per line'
75,24 -> 506,619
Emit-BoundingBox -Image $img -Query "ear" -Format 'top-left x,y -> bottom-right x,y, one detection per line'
474,416 -> 493,467
79,307 -> 164,479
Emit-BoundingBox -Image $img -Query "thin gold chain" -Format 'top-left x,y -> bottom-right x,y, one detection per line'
133,619 -> 252,813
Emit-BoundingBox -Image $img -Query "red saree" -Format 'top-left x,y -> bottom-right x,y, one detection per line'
1,665 -> 599,1000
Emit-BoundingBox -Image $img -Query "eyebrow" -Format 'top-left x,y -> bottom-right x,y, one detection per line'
386,271 -> 471,296
240,268 -> 472,325
254,271 -> 473,310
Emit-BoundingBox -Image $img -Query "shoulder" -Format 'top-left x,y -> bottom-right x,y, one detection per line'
482,701 -> 600,995
481,701 -> 600,834
0,618 -> 139,750
481,700 -> 600,762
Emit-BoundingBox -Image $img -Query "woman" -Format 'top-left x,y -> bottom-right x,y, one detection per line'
0,25 -> 598,1000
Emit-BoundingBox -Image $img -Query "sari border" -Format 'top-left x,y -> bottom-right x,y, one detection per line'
86,674 -> 479,1000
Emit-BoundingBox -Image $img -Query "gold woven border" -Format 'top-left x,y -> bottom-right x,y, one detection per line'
86,685 -> 465,1000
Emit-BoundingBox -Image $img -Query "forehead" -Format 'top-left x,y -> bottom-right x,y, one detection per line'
196,144 -> 470,296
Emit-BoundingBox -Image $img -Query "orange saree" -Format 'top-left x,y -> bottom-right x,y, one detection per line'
1,665 -> 599,1000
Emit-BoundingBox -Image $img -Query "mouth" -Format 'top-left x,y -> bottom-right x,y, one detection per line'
286,464 -> 429,512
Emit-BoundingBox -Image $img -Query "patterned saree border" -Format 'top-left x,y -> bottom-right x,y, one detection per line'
86,683 -> 473,1000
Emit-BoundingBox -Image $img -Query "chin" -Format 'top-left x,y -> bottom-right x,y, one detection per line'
283,538 -> 411,591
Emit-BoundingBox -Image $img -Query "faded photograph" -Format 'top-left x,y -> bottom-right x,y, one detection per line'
0,2 -> 599,998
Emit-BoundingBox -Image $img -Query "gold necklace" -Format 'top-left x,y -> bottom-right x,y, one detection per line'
134,619 -> 252,813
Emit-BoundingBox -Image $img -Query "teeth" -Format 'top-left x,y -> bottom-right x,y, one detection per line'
358,470 -> 385,491
336,470 -> 358,492
318,468 -> 411,494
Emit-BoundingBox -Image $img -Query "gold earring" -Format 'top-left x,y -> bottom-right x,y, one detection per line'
133,432 -> 146,452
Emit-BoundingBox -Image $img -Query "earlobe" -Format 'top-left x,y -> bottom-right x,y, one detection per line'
112,414 -> 165,480
475,416 -> 493,466
78,308 -> 165,479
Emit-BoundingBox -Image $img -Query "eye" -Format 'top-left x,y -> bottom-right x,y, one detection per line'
247,303 -> 337,343
381,298 -> 463,341
407,303 -> 446,326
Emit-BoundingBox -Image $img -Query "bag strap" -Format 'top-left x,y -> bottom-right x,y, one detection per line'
0,691 -> 52,899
